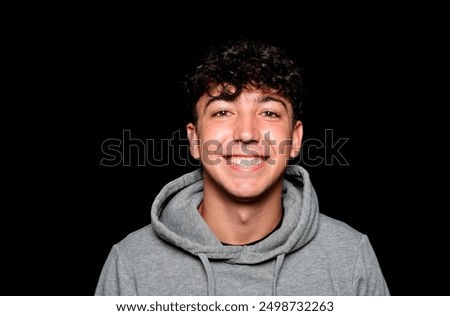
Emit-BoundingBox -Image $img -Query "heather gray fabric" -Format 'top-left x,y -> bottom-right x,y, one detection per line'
95,165 -> 389,296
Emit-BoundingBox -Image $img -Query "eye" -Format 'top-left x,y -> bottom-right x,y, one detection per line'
212,110 -> 231,117
261,111 -> 280,118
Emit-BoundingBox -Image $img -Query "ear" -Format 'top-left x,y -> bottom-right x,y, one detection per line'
290,120 -> 303,158
186,123 -> 201,159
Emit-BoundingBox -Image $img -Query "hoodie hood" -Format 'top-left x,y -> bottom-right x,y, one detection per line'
151,165 -> 319,265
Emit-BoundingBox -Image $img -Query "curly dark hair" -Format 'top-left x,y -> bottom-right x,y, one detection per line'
183,38 -> 305,123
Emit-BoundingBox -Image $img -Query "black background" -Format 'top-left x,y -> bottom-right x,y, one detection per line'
4,5 -> 447,295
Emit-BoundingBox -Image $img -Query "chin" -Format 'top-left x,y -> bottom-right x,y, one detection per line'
225,187 -> 266,201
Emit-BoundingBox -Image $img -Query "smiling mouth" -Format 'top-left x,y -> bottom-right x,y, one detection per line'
224,156 -> 268,168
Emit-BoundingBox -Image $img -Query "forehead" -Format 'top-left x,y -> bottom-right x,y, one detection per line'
198,85 -> 290,105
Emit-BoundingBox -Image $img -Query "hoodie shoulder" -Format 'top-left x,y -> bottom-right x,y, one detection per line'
310,214 -> 389,295
318,213 -> 364,240
115,224 -> 160,256
309,213 -> 366,268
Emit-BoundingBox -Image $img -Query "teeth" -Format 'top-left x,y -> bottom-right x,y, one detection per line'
227,157 -> 264,167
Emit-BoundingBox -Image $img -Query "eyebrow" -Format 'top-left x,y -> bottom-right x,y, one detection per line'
205,96 -> 226,108
257,95 -> 287,109
203,96 -> 229,114
203,94 -> 288,114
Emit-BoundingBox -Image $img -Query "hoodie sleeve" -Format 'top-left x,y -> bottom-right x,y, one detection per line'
352,235 -> 390,296
95,245 -> 137,295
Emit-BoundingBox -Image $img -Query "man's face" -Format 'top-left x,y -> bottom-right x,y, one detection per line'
187,86 -> 303,201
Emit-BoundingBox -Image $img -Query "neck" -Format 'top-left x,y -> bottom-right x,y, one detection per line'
199,182 -> 284,246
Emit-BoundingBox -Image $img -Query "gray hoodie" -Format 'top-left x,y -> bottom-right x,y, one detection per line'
95,165 -> 389,295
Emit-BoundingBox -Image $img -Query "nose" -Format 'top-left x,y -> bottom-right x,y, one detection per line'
232,114 -> 260,143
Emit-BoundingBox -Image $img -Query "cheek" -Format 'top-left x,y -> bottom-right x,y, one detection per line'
263,128 -> 292,145
198,122 -> 232,143
196,127 -> 229,159
267,129 -> 294,154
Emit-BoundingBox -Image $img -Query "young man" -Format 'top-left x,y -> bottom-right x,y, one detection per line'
95,38 -> 389,295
